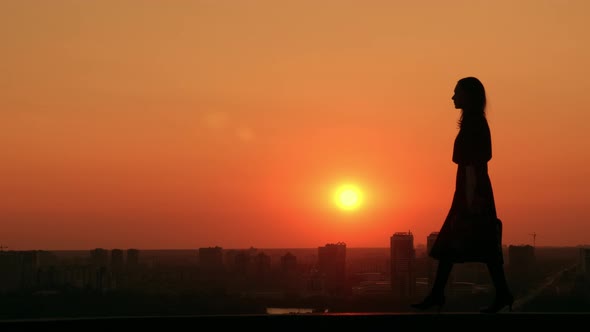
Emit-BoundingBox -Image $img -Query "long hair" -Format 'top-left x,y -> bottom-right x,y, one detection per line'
457,77 -> 487,128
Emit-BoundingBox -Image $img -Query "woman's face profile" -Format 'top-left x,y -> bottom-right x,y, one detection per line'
452,84 -> 466,109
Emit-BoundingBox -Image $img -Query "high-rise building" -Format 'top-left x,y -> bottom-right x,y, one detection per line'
233,250 -> 252,275
224,249 -> 239,271
111,249 -> 124,272
0,251 -> 38,292
226,247 -> 258,275
508,245 -> 535,286
126,249 -> 140,268
90,248 -> 109,268
280,252 -> 297,274
390,231 -> 416,298
280,252 -> 299,291
199,246 -> 224,272
578,247 -> 590,279
317,242 -> 347,294
254,252 -> 271,277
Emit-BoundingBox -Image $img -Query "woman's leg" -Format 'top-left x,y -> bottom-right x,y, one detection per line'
411,260 -> 453,310
486,261 -> 511,296
481,261 -> 514,313
431,260 -> 453,296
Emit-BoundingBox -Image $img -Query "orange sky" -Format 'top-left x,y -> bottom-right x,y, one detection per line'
1,1 -> 589,250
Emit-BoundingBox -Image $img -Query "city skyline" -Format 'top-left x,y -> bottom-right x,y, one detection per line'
0,231 -> 559,252
2,230 -> 585,320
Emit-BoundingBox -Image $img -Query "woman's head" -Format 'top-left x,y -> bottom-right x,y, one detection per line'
452,77 -> 487,128
452,76 -> 486,115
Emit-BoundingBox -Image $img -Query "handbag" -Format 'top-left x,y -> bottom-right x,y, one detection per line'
451,212 -> 502,256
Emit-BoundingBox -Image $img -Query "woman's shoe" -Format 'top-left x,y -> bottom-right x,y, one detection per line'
411,293 -> 446,312
480,293 -> 514,313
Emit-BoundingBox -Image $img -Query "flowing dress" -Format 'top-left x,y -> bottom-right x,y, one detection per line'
429,115 -> 504,264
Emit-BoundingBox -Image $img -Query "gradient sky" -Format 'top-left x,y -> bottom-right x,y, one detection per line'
1,1 -> 589,250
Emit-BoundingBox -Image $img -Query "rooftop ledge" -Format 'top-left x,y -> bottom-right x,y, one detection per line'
1,312 -> 589,329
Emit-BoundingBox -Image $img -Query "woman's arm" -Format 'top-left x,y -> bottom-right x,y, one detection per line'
465,165 -> 477,212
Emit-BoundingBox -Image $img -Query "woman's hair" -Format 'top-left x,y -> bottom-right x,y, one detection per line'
457,76 -> 487,128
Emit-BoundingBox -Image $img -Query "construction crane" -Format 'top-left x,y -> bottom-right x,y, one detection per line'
529,232 -> 537,247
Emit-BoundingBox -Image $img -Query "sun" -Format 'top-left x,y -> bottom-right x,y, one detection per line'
333,184 -> 363,211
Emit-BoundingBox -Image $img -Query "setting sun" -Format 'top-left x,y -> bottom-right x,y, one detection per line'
334,184 -> 364,211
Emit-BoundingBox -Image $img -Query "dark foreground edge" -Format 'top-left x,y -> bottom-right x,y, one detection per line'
1,312 -> 587,329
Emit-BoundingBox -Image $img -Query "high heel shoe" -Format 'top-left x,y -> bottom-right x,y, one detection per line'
480,293 -> 514,313
411,293 -> 446,312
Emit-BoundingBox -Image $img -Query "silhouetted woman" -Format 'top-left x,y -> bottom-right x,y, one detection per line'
412,77 -> 513,313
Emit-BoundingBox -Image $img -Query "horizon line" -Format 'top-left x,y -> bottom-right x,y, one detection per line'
3,244 -> 588,252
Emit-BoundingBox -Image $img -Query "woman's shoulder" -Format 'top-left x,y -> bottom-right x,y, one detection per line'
463,115 -> 489,131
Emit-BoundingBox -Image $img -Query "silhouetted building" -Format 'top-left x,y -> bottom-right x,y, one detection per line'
280,252 -> 300,294
127,249 -> 139,268
225,247 -> 258,274
37,250 -> 58,267
0,252 -> 20,292
0,251 -> 54,292
20,251 -> 39,289
233,250 -> 253,275
90,248 -> 109,268
254,252 -> 271,276
578,247 -> 590,279
95,266 -> 113,291
234,251 -> 250,274
111,249 -> 124,272
280,252 -> 297,274
38,265 -> 59,289
0,251 -> 33,292
508,245 -> 535,270
305,268 -> 325,295
390,232 -> 416,298
318,242 -> 347,295
224,249 -> 239,271
62,265 -> 94,289
199,246 -> 224,272
508,245 -> 535,286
